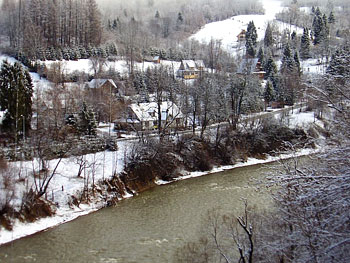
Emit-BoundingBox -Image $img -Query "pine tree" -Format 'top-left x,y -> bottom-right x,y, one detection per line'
328,11 -> 335,24
112,19 -> 118,30
79,102 -> 97,136
281,43 -> 295,74
155,11 -> 160,19
264,57 -> 278,80
322,14 -> 330,39
312,8 -> 327,45
264,22 -> 273,48
245,21 -> 258,57
300,28 -> 311,59
294,51 -> 301,76
177,12 -> 183,23
257,47 -> 265,66
0,61 -> 33,138
264,80 -> 275,107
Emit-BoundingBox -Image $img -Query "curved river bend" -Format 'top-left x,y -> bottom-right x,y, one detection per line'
0,163 -> 274,263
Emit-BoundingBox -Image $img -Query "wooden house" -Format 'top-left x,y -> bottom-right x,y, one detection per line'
177,60 -> 205,79
86,79 -> 119,95
237,29 -> 247,42
237,58 -> 265,79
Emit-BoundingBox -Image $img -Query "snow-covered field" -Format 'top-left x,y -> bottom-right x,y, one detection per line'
190,0 -> 302,55
43,58 -> 181,76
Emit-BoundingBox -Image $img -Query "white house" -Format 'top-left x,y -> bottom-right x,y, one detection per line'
115,101 -> 184,131
177,60 -> 205,79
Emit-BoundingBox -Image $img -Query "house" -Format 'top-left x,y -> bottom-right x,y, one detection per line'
237,29 -> 246,42
177,60 -> 205,79
144,55 -> 160,63
114,101 -> 184,131
237,58 -> 265,79
86,79 -> 120,95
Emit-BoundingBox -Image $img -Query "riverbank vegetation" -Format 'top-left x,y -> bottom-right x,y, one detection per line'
175,43 -> 350,262
119,117 -> 315,193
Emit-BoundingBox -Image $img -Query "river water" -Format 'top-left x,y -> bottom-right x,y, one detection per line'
0,163 -> 275,263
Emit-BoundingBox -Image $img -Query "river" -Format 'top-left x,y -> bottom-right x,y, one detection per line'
0,163 -> 275,263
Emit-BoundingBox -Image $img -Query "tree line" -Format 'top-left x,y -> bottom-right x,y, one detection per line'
1,0 -> 102,57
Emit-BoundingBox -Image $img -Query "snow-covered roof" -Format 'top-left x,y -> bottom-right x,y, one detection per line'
179,60 -> 205,71
129,101 -> 183,122
195,60 -> 205,68
87,79 -> 117,89
237,58 -> 260,74
182,60 -> 197,69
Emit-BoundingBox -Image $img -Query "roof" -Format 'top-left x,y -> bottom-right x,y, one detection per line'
87,79 -> 117,89
179,60 -> 205,71
237,29 -> 246,37
129,101 -> 183,122
237,58 -> 260,74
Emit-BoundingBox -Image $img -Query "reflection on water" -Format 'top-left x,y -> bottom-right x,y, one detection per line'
0,164 -> 274,263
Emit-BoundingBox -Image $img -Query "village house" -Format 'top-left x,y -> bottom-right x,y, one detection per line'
237,58 -> 265,79
86,78 -> 121,96
144,55 -> 160,64
237,29 -> 246,42
177,60 -> 205,79
114,101 -> 184,131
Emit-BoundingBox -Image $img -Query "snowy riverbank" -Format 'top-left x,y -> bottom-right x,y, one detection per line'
0,143 -> 322,246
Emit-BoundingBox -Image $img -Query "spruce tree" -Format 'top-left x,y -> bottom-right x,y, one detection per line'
0,61 -> 33,137
264,22 -> 273,48
300,28 -> 311,59
294,51 -> 301,76
264,57 -> 278,80
177,12 -> 183,23
257,47 -> 265,66
281,43 -> 295,74
328,11 -> 335,24
312,8 -> 326,45
264,80 -> 275,107
245,21 -> 258,57
79,102 -> 97,136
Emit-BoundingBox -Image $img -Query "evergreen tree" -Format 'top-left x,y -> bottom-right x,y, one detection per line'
328,11 -> 335,24
264,80 -> 275,107
245,21 -> 258,57
0,61 -> 33,137
155,10 -> 160,19
327,47 -> 350,78
322,14 -> 330,39
294,51 -> 301,76
264,22 -> 273,48
177,12 -> 183,23
300,28 -> 311,59
281,43 -> 295,74
112,19 -> 118,30
79,102 -> 97,136
264,57 -> 278,80
257,47 -> 265,66
312,8 -> 328,45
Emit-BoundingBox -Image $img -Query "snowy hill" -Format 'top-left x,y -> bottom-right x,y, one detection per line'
190,0 -> 303,55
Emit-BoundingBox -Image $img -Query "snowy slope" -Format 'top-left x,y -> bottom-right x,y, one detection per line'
190,0 -> 303,55
0,54 -> 52,92
43,58 -> 181,76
